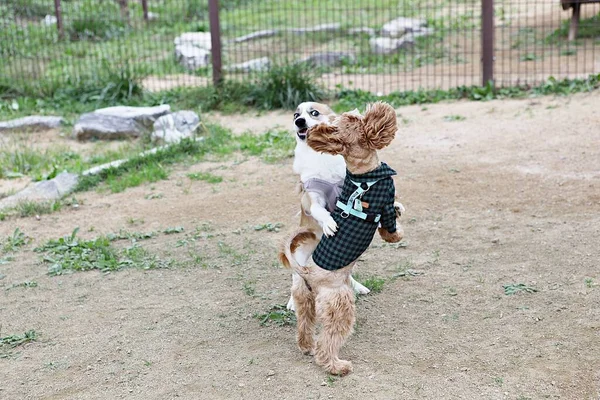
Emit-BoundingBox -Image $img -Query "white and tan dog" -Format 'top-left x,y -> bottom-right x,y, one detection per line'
285,102 -> 371,311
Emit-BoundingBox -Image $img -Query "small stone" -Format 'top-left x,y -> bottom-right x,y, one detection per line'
266,370 -> 275,377
492,238 -> 500,244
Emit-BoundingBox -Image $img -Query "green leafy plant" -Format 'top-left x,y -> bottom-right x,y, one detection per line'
255,305 -> 296,326
503,283 -> 538,295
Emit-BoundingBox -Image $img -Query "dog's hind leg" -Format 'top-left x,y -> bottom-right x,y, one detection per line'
314,284 -> 355,375
292,273 -> 316,355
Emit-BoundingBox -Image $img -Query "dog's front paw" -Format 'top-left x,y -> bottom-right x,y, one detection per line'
322,216 -> 338,237
394,201 -> 405,218
378,227 -> 403,243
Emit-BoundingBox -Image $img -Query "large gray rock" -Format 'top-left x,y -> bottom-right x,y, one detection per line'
381,17 -> 426,37
289,23 -> 341,34
151,111 -> 200,144
174,32 -> 212,50
0,116 -> 63,133
73,105 -> 171,141
226,57 -> 271,72
94,105 -> 170,128
300,52 -> 355,67
235,30 -> 278,43
175,44 -> 210,71
73,113 -> 144,141
0,172 -> 78,210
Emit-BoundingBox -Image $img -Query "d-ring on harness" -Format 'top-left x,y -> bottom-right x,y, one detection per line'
335,179 -> 382,223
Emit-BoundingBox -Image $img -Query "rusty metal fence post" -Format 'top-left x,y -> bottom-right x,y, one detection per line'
208,0 -> 223,87
141,0 -> 149,21
54,0 -> 64,39
481,0 -> 494,86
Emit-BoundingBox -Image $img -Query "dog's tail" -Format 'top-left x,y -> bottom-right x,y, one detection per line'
278,228 -> 319,272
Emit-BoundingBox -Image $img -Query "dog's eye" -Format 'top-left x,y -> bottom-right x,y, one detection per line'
293,113 -> 300,119
310,110 -> 320,117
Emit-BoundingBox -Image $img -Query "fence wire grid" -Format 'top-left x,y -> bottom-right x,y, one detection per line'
1,0 -> 599,95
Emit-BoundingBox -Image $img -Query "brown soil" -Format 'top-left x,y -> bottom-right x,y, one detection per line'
1,92 -> 600,399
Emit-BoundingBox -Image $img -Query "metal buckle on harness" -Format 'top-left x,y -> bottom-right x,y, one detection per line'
340,210 -> 349,218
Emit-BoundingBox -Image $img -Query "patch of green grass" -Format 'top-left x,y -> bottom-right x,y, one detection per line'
361,276 -> 386,294
7,281 -> 38,290
7,200 -> 63,218
2,228 -> 31,253
119,244 -> 172,270
255,304 -> 296,327
0,145 -> 83,181
35,228 -> 170,275
585,278 -> 594,288
253,223 -> 283,232
547,12 -> 600,42
247,63 -> 327,110
35,228 -> 120,275
334,74 -> 600,111
106,229 -> 157,242
75,125 -> 295,194
243,280 -> 256,297
443,114 -> 466,122
0,330 -> 37,348
503,283 -> 538,295
187,172 -> 223,184
237,130 -> 295,162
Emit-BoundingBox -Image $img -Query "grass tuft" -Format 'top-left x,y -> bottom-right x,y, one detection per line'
503,283 -> 538,295
254,304 -> 296,327
0,330 -> 37,348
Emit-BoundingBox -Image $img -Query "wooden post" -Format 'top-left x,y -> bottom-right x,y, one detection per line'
141,0 -> 149,21
568,3 -> 581,41
53,0 -> 64,39
208,0 -> 223,87
481,0 -> 494,86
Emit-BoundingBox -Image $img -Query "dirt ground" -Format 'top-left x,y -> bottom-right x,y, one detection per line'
1,92 -> 599,400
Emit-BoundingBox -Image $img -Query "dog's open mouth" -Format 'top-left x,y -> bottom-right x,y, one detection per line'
297,128 -> 308,140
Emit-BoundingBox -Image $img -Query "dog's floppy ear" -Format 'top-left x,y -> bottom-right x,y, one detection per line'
306,123 -> 346,155
359,102 -> 397,150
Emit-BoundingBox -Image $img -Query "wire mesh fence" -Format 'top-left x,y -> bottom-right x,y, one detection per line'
1,0 -> 599,96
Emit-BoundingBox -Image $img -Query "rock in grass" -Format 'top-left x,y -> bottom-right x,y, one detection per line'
73,105 -> 171,141
370,36 -> 416,55
381,17 -> 427,37
175,44 -> 211,71
151,111 -> 200,144
234,29 -> 278,43
299,52 -> 355,67
0,172 -> 79,210
225,57 -> 271,72
93,105 -> 171,128
174,32 -> 212,49
0,116 -> 63,133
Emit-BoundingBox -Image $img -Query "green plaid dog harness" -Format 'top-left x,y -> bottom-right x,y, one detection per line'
312,162 -> 398,271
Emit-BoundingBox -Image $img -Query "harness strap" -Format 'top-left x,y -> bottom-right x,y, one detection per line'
336,179 -> 381,223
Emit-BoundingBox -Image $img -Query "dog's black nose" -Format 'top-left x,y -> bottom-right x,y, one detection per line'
294,118 -> 306,128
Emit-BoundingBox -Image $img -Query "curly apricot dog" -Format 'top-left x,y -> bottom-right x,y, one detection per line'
279,102 -> 402,375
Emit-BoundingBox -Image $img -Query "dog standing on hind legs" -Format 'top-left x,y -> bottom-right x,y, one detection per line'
286,102 -> 372,312
280,102 -> 403,375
